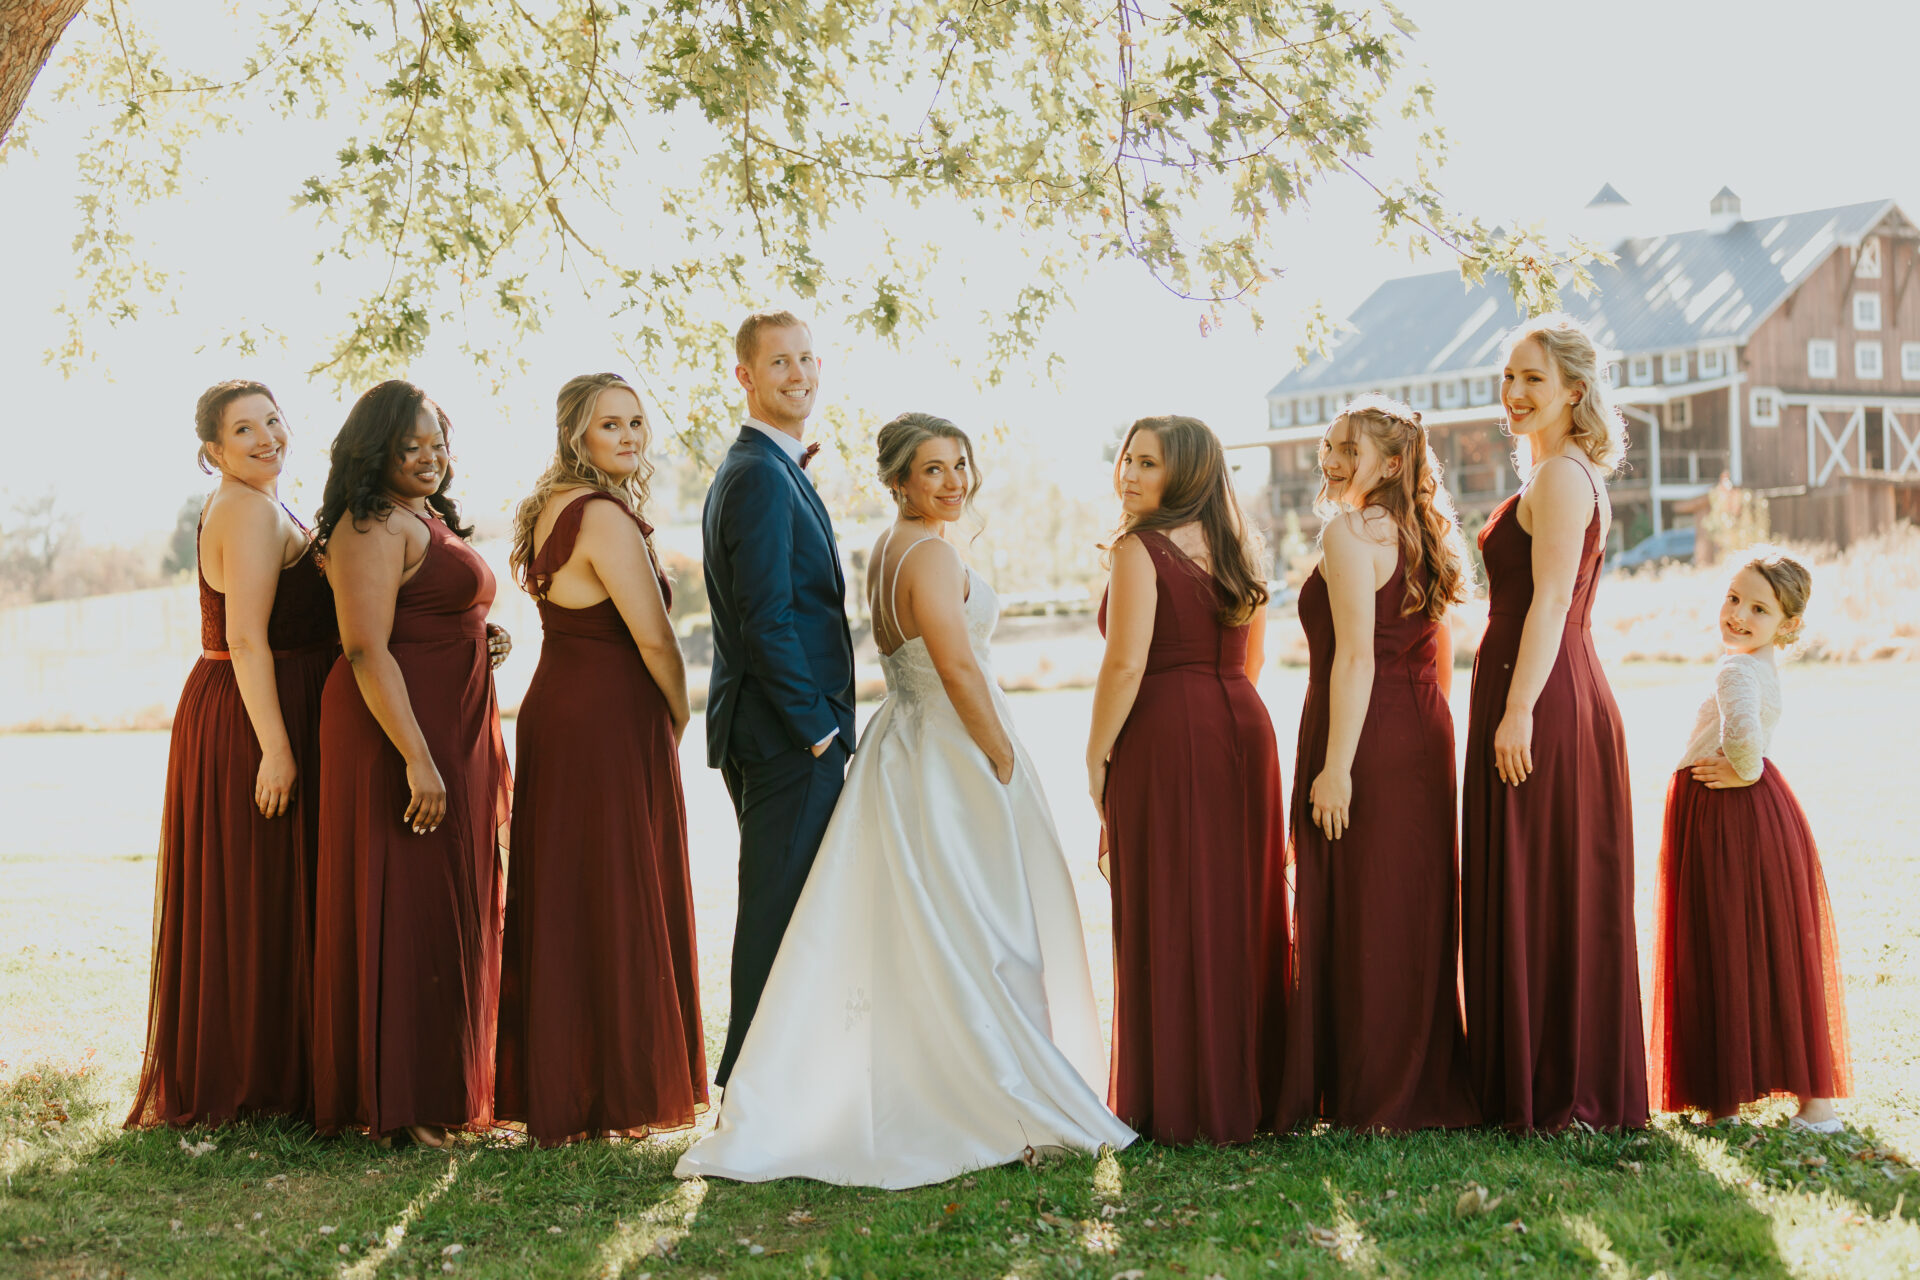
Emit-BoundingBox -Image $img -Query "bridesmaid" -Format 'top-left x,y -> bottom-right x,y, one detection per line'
495,374 -> 708,1146
1462,315 -> 1647,1132
1087,415 -> 1289,1145
311,380 -> 513,1149
127,381 -> 336,1128
1276,395 -> 1479,1132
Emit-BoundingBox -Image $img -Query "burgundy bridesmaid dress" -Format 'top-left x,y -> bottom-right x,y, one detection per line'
1101,530 -> 1289,1145
127,509 -> 336,1128
1462,467 -> 1648,1131
312,508 -> 511,1137
1277,557 -> 1478,1132
494,493 -> 708,1145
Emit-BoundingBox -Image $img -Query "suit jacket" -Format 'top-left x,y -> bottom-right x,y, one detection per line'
702,427 -> 857,769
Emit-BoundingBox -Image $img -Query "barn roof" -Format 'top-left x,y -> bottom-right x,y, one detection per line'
1268,198 -> 1899,398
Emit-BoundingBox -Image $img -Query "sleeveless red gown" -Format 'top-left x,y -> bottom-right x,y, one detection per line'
1462,472 -> 1648,1131
1278,557 -> 1479,1131
312,509 -> 511,1137
126,507 -> 337,1128
494,492 -> 708,1145
1100,531 -> 1289,1144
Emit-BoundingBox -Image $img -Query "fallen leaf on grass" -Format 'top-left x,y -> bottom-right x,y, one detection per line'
1307,1224 -> 1342,1249
1742,1135 -> 1763,1150
786,1209 -> 814,1226
318,1225 -> 336,1235
1616,1160 -> 1643,1175
1455,1184 -> 1503,1217
1111,1271 -> 1147,1280
1804,1156 -> 1828,1169
442,1244 -> 463,1257
547,1226 -> 563,1235
1039,1212 -> 1073,1229
168,1220 -> 182,1233
1505,1219 -> 1529,1234
178,1137 -> 217,1158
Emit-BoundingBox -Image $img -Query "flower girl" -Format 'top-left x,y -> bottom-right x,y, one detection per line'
1649,549 -> 1851,1131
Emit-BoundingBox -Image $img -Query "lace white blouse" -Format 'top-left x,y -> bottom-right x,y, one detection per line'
1675,652 -> 1781,781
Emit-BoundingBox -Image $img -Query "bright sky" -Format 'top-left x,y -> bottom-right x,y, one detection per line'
2,0 -> 1916,546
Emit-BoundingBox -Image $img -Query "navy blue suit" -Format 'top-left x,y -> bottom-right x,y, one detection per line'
702,426 -> 856,1084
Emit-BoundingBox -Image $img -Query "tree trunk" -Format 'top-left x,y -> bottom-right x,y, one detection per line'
0,0 -> 87,147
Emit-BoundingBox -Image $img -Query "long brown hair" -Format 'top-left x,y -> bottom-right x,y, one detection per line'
509,373 -> 655,595
1110,415 -> 1267,626
1315,394 -> 1472,621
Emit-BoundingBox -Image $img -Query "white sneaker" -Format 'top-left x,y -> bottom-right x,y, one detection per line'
1789,1115 -> 1843,1134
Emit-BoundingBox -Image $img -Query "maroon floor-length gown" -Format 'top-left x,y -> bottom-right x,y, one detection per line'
1101,530 -> 1289,1145
313,508 -> 511,1137
1277,556 -> 1479,1132
494,492 -> 707,1145
127,508 -> 337,1128
1462,466 -> 1648,1131
1650,763 -> 1851,1115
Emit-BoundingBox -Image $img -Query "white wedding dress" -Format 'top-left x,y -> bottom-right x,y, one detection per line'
675,536 -> 1135,1188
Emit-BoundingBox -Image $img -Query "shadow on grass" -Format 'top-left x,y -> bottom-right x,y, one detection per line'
1683,1115 -> 1920,1222
0,1069 -> 1809,1280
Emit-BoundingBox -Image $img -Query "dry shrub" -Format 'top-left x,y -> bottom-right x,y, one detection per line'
1592,522 -> 1920,664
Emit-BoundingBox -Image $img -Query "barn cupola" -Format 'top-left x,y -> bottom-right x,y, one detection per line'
1709,186 -> 1743,233
1575,182 -> 1635,249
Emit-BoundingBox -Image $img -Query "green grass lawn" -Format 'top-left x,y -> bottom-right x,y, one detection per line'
4,667 -> 1920,1278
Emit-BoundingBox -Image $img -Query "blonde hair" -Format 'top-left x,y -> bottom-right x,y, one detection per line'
509,373 -> 655,596
1502,312 -> 1629,473
1737,546 -> 1813,645
735,310 -> 807,366
1316,395 -> 1474,621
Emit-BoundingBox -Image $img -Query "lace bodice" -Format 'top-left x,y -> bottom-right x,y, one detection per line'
874,543 -> 1000,705
1676,652 -> 1781,781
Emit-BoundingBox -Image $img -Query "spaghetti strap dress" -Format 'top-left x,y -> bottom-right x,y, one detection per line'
1461,465 -> 1648,1131
1100,530 -> 1289,1145
312,508 -> 512,1137
126,506 -> 337,1127
1277,555 -> 1478,1131
494,491 -> 708,1145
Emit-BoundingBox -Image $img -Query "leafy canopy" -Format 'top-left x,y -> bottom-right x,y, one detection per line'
32,0 -> 1597,451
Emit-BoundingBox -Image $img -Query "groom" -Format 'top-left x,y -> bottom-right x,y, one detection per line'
702,310 -> 857,1087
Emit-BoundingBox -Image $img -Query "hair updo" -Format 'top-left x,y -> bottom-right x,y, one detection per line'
1738,546 -> 1813,643
874,412 -> 983,522
1501,312 -> 1629,474
193,379 -> 278,475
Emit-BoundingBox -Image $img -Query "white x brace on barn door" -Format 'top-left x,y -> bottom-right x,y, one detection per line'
1806,404 -> 1865,486
1886,408 -> 1920,477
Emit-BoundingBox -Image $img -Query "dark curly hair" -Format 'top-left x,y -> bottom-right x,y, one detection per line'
315,380 -> 473,544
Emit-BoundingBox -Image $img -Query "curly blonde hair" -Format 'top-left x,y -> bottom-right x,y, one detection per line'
508,373 -> 655,596
1502,313 -> 1629,474
1316,394 -> 1474,621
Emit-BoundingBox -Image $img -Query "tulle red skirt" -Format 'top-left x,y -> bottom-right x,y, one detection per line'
126,647 -> 335,1128
1649,763 -> 1851,1115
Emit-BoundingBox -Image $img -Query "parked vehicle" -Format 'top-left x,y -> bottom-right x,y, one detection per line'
1606,526 -> 1697,573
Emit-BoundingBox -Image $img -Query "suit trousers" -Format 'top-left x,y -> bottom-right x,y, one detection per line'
715,739 -> 849,1085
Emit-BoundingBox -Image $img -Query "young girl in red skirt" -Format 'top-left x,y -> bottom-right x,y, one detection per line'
1650,549 -> 1851,1131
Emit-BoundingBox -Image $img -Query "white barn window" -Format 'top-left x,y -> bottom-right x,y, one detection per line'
1629,356 -> 1654,386
1469,375 -> 1493,405
1903,343 -> 1920,380
1856,341 -> 1884,380
1697,347 -> 1727,379
1668,398 -> 1692,430
1410,383 -> 1433,410
1750,388 -> 1781,426
1858,238 -> 1883,279
1854,293 -> 1883,331
1269,399 -> 1293,428
1808,340 -> 1837,379
1439,380 -> 1464,409
1663,351 -> 1689,383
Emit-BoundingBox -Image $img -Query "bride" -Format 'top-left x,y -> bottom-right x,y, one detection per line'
675,412 -> 1136,1188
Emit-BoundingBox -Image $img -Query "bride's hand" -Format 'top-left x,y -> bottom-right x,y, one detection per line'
991,747 -> 1015,786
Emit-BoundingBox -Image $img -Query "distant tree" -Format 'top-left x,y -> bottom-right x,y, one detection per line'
12,1 -> 1601,457
160,493 -> 205,576
0,491 -> 73,603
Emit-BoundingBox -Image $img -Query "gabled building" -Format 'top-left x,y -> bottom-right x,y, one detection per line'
1252,190 -> 1920,549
